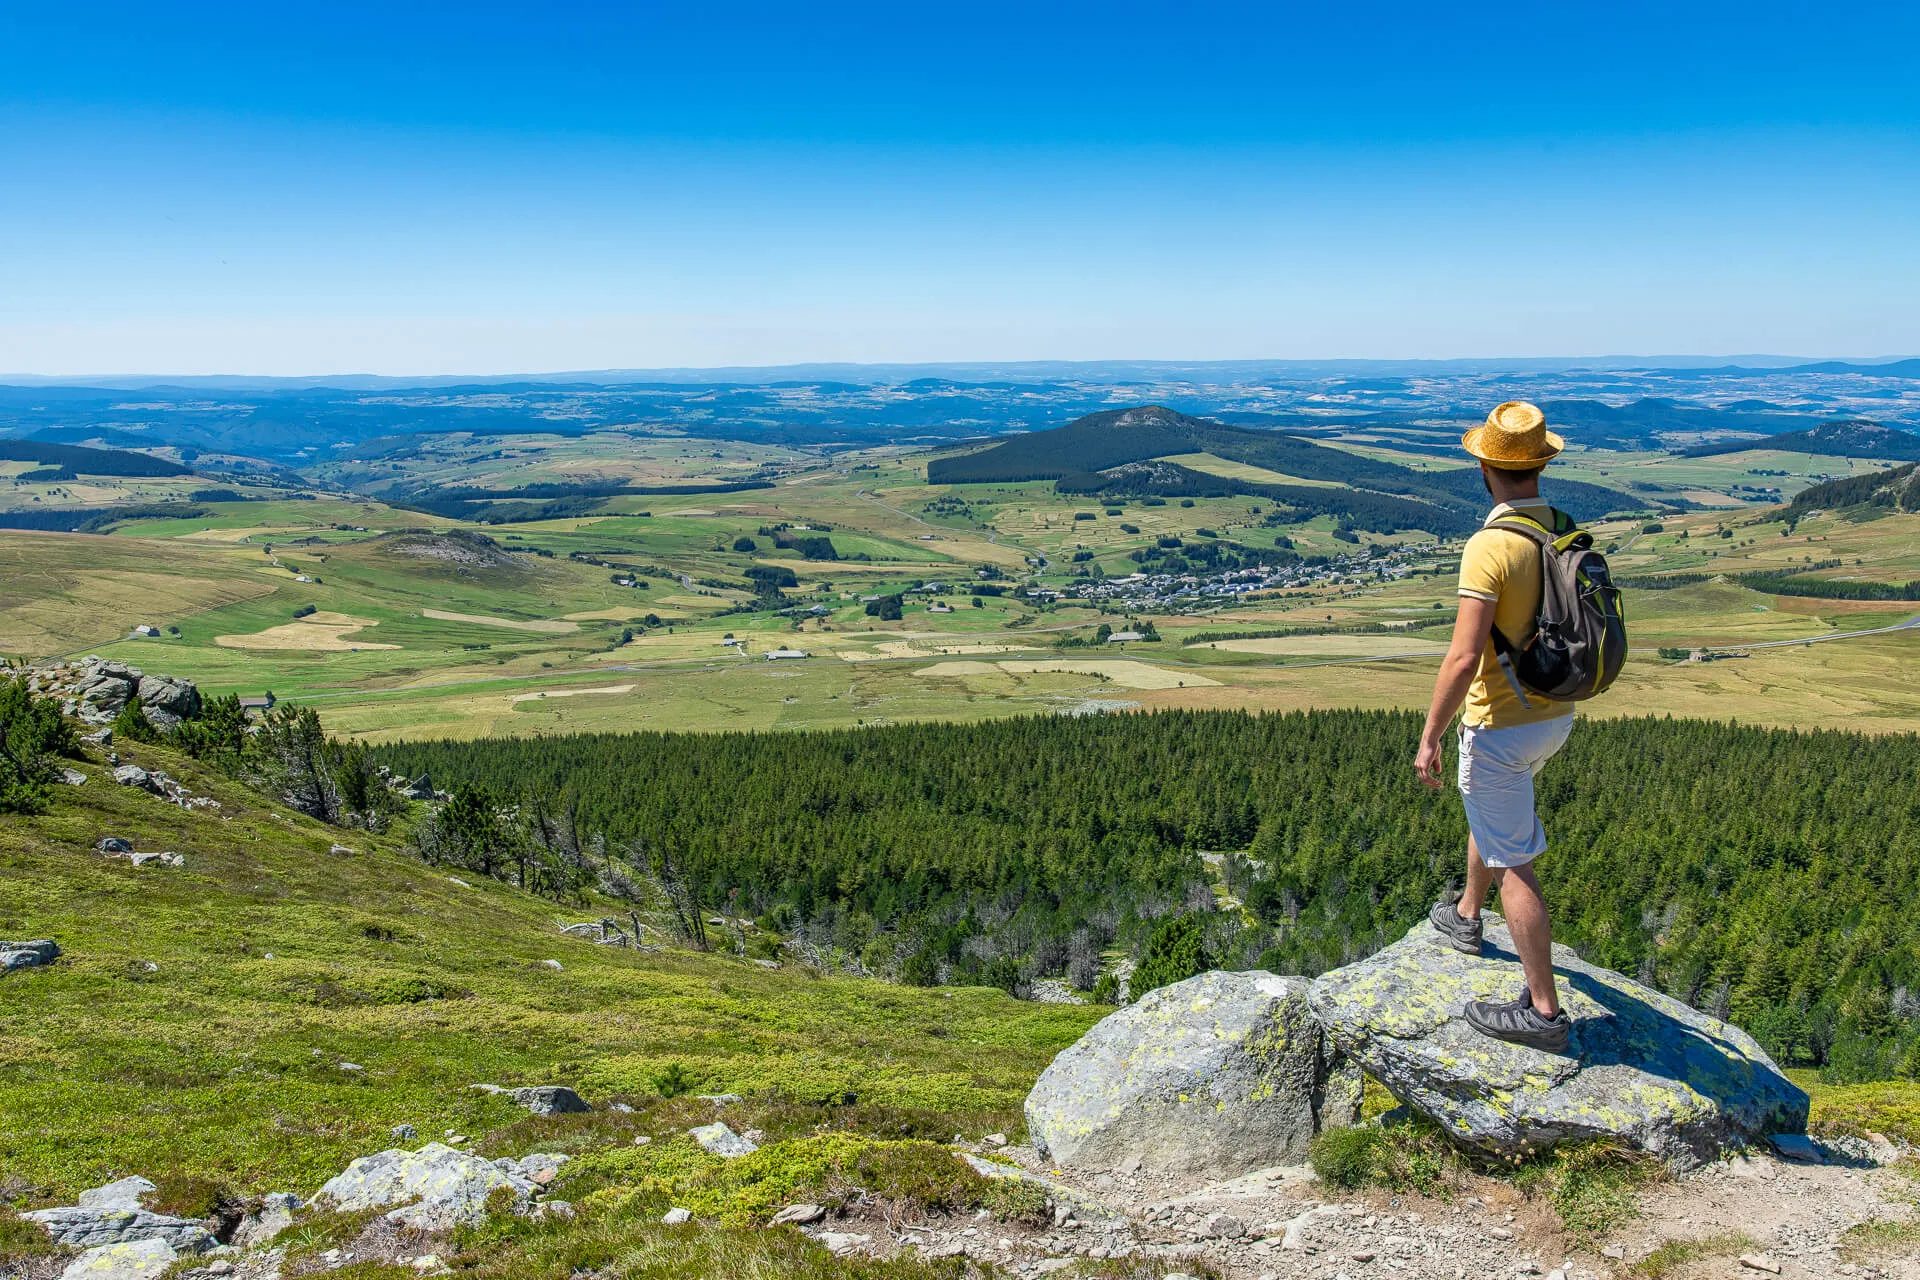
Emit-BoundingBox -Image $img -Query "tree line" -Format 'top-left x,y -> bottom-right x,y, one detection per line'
380,708 -> 1920,1083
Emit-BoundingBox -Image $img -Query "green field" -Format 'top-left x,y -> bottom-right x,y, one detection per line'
4,436 -> 1917,741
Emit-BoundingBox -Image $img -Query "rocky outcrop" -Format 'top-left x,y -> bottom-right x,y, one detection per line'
1307,916 -> 1809,1169
232,1192 -> 300,1249
315,1142 -> 553,1230
1024,970 -> 1361,1179
136,675 -> 201,731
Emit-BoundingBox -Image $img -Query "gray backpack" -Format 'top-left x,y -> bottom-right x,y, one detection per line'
1484,508 -> 1628,704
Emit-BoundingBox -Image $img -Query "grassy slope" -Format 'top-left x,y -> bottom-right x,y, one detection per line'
0,737 -> 1098,1200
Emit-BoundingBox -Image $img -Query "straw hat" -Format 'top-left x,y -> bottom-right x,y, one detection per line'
1461,400 -> 1564,469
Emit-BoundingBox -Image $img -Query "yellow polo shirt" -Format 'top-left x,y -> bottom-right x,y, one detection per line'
1457,500 -> 1571,729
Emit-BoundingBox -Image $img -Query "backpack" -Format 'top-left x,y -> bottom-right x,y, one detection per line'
1483,508 -> 1628,704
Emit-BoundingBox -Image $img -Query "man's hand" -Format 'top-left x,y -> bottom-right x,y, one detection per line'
1415,734 -> 1446,788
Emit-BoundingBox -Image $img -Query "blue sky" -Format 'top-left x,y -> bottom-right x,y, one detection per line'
3,2 -> 1917,375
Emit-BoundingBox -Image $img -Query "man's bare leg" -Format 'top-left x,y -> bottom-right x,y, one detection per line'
1457,836 -> 1495,921
1495,862 -> 1561,1018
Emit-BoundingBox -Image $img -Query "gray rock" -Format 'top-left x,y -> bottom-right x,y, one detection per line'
22,1207 -> 212,1253
76,1177 -> 155,1211
661,1207 -> 692,1225
507,1085 -> 589,1115
232,1193 -> 300,1249
315,1142 -> 531,1229
1024,970 -> 1360,1178
97,837 -> 133,853
112,765 -> 152,789
390,1124 -> 417,1142
770,1203 -> 827,1226
491,1153 -> 568,1184
63,769 -> 88,786
57,1238 -> 177,1280
695,1093 -> 744,1106
137,675 -> 201,731
1306,916 -> 1810,1169
401,773 -> 435,800
85,727 -> 114,746
1769,1133 -> 1824,1163
0,939 -> 59,973
74,666 -> 139,723
688,1122 -> 758,1158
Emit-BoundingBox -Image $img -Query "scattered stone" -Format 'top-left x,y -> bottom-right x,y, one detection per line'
1201,1212 -> 1245,1239
1026,969 -> 1360,1178
539,959 -> 563,971
507,1085 -> 590,1115
1738,1255 -> 1782,1274
1307,916 -> 1809,1168
390,1124 -> 417,1142
57,1237 -> 177,1280
96,837 -> 134,853
816,1232 -> 872,1255
315,1142 -> 532,1229
661,1208 -> 692,1225
688,1122 -> 757,1157
85,727 -> 113,746
401,773 -> 435,801
1769,1133 -> 1824,1163
696,1093 -> 744,1106
409,1255 -> 445,1273
1279,1204 -> 1343,1251
63,769 -> 88,786
771,1203 -> 827,1226
1,939 -> 60,973
531,1201 -> 572,1222
329,844 -> 356,856
1600,1244 -> 1626,1259
208,1260 -> 234,1275
448,877 -> 472,888
76,1178 -> 155,1211
112,765 -> 152,789
609,1102 -> 635,1113
983,1133 -> 1008,1147
633,1135 -> 652,1146
492,1153 -> 569,1184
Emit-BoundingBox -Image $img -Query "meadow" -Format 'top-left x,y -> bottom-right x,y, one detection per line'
1,433 -> 1915,741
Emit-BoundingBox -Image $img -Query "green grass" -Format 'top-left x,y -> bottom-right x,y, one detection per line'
0,736 -> 1100,1201
1626,1232 -> 1763,1277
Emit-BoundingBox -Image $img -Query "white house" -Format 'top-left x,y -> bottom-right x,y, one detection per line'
765,648 -> 809,661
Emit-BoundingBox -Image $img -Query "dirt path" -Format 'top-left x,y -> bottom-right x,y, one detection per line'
801,1141 -> 1920,1280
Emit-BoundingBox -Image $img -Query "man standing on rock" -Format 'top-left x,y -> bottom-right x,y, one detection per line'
1414,401 -> 1575,1053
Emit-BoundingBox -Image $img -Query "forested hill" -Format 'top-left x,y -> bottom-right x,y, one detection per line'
1684,419 -> 1920,461
1790,461 -> 1920,513
0,439 -> 191,476
382,709 -> 1920,1081
926,404 -> 1639,527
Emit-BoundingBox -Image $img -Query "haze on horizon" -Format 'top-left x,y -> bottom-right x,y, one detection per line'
4,1 -> 1918,377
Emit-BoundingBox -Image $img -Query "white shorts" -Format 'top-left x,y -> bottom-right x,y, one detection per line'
1458,714 -> 1574,869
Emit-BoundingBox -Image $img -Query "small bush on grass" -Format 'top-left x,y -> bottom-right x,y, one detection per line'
0,1205 -> 64,1259
980,1176 -> 1049,1226
144,1171 -> 242,1223
1516,1142 -> 1661,1243
1308,1116 -> 1465,1197
562,1133 -> 995,1227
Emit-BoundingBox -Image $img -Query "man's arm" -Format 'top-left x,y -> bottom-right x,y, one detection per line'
1414,594 -> 1499,788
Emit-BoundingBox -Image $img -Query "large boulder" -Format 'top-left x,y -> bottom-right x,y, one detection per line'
136,675 -> 201,731
1024,969 -> 1361,1178
316,1142 -> 535,1230
73,663 -> 140,724
1307,916 -> 1809,1170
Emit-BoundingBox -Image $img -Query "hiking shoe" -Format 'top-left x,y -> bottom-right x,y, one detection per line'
1465,987 -> 1572,1053
1429,897 -> 1483,955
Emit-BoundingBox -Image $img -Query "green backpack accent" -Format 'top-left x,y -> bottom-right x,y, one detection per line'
1484,508 -> 1629,704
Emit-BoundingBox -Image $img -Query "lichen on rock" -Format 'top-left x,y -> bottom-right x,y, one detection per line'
1307,915 -> 1809,1169
1024,969 -> 1361,1178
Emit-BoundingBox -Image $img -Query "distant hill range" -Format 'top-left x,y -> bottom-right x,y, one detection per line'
926,405 -> 1643,535
1683,419 -> 1920,461
1790,461 -> 1920,513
